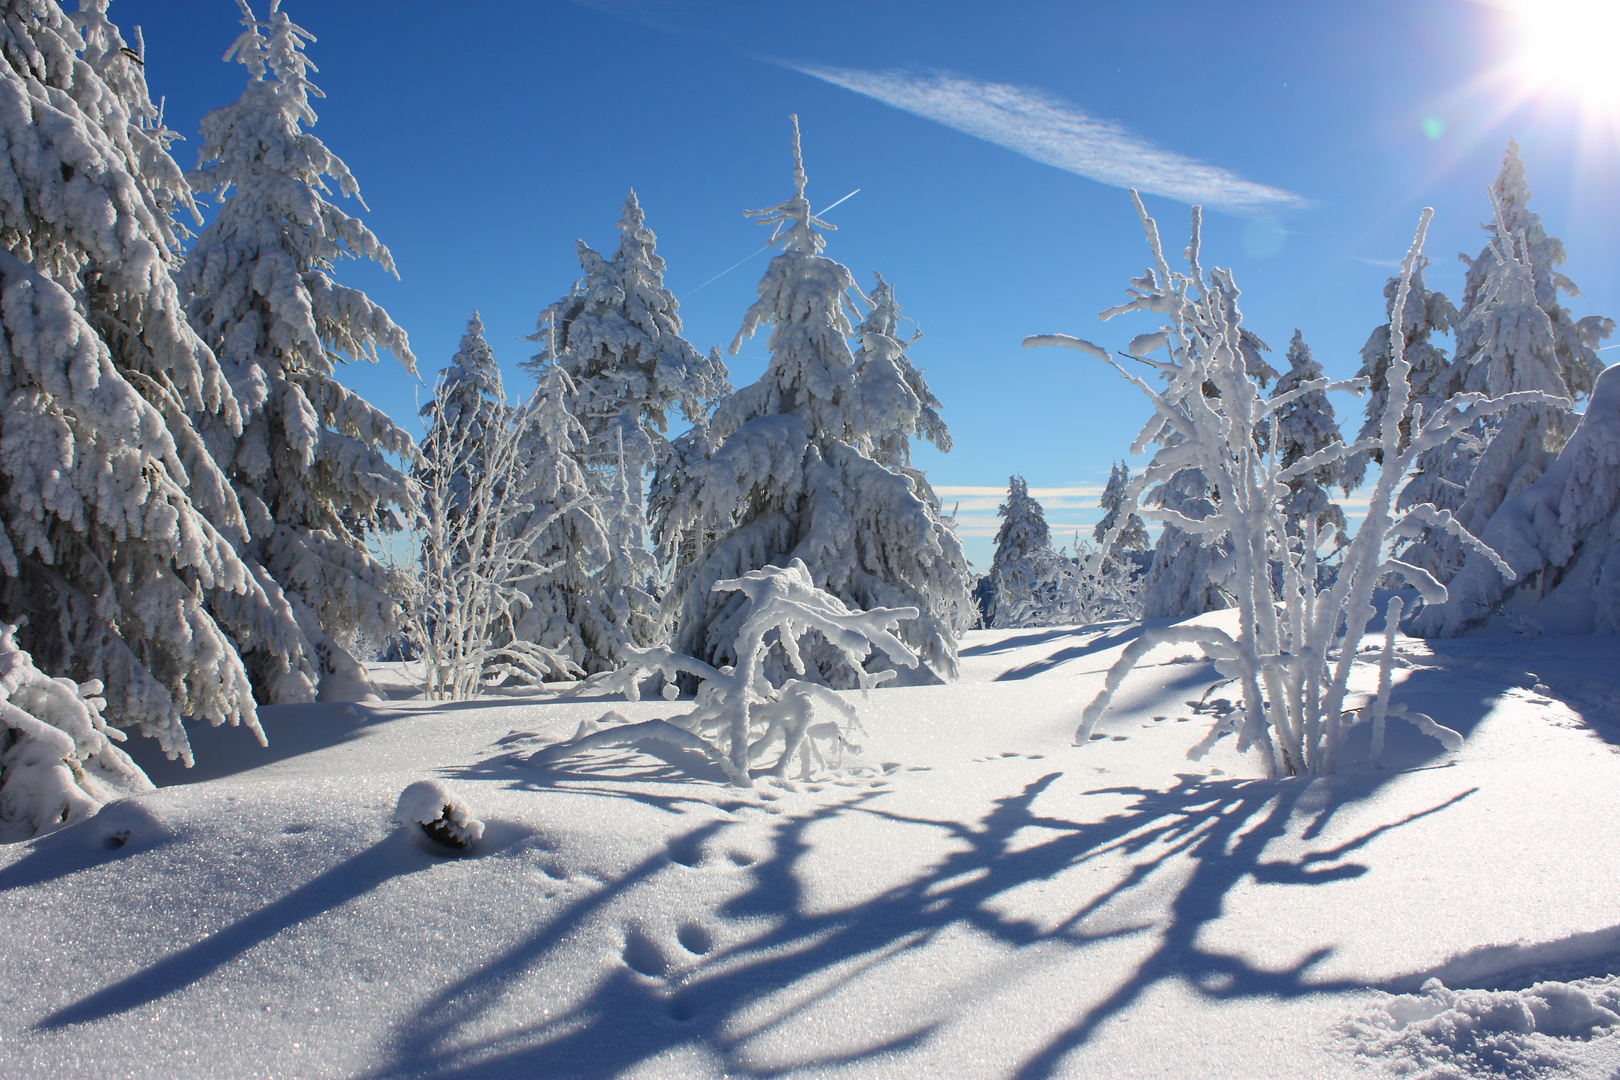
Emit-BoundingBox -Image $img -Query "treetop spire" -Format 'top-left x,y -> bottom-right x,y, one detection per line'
743,114 -> 834,255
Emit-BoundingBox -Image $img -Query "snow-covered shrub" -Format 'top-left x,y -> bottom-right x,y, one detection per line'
530,190 -> 729,661
1029,197 -> 1551,776
1057,539 -> 1143,625
404,365 -> 581,699
533,560 -> 918,787
654,116 -> 971,686
0,623 -> 152,836
394,779 -> 483,849
180,0 -> 419,703
0,0 -> 278,762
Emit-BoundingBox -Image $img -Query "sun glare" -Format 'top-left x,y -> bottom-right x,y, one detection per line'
1508,0 -> 1620,114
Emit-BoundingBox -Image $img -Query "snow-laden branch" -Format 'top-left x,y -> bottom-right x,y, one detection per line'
533,560 -> 917,786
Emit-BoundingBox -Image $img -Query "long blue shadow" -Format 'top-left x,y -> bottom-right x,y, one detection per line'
39,830 -> 436,1029
357,768 -> 1475,1079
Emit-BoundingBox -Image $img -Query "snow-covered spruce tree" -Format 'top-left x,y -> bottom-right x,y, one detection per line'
529,190 -> 729,654
417,313 -> 504,518
1028,197 -> 1545,776
851,273 -> 950,477
1342,259 -> 1464,580
0,621 -> 151,835
0,0 -> 300,763
1095,461 -> 1150,554
1418,362 -> 1620,636
984,476 -> 1063,628
1342,260 -> 1458,490
180,0 -> 419,700
851,272 -> 975,636
1404,144 -> 1611,582
534,560 -> 919,786
405,363 -> 580,699
656,116 -> 971,684
511,358 -> 615,675
1270,330 -> 1347,545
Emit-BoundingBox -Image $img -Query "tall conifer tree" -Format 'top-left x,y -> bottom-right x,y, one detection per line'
180,0 -> 418,698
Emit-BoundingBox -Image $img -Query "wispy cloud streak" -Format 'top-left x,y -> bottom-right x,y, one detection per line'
784,63 -> 1307,214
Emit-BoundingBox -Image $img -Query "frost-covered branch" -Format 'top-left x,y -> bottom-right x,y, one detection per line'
533,560 -> 917,786
403,370 -> 581,700
1031,195 -> 1542,776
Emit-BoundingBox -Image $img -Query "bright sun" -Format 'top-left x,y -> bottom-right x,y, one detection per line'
1507,0 -> 1620,113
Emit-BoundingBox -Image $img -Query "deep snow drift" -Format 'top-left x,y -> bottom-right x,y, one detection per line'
2,615 -> 1617,1079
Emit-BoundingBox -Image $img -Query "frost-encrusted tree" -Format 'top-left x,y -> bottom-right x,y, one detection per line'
530,190 -> 729,651
180,0 -> 418,699
656,117 -> 971,684
406,365 -> 580,699
1095,462 -> 1149,554
1270,330 -> 1347,544
417,313 -> 504,517
1119,298 -> 1276,619
512,360 -> 615,675
0,0 -> 296,762
1404,144 -> 1612,582
984,476 -> 1063,628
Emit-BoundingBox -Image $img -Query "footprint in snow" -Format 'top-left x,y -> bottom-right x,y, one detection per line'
622,928 -> 668,978
667,835 -> 704,868
676,922 -> 714,955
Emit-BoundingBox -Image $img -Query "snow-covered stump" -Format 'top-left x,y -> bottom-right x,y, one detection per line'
1033,198 -> 1553,776
531,560 -> 918,786
393,780 -> 484,850
0,624 -> 153,836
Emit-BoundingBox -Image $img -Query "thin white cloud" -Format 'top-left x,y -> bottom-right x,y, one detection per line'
783,63 -> 1308,214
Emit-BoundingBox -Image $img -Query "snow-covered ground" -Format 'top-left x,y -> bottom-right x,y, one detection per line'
3,617 -> 1618,1079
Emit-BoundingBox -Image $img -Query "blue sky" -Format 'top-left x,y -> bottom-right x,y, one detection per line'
120,0 -> 1620,569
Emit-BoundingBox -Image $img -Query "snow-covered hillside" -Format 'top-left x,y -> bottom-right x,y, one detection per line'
2,617 -> 1617,1079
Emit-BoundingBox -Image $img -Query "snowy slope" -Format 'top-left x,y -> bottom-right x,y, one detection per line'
2,620 -> 1618,1079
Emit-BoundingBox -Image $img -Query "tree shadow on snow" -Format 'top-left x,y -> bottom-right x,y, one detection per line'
125,701 -> 415,787
355,771 -> 1476,1080
992,624 -> 1150,682
35,826 -> 499,1030
0,800 -> 173,891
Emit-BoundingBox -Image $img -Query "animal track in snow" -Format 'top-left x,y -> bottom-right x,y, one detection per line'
676,922 -> 714,955
667,834 -> 705,868
622,928 -> 668,978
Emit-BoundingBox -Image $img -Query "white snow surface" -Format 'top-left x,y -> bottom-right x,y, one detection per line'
2,616 -> 1618,1079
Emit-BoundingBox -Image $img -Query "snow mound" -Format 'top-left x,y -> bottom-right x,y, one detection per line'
1342,975 -> 1620,1078
392,779 -> 484,848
